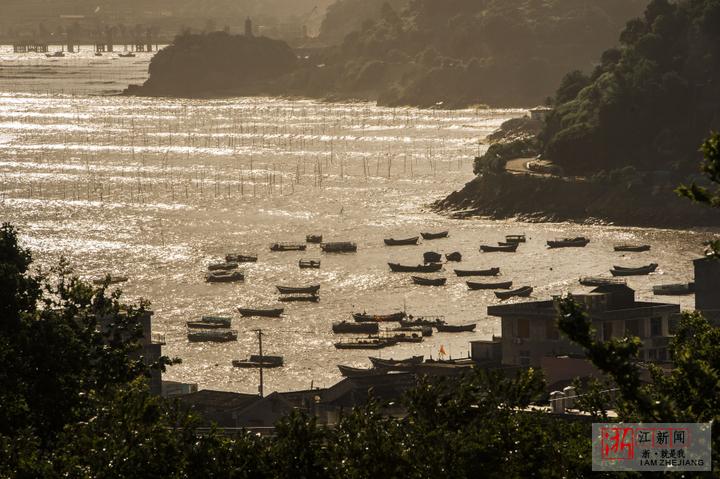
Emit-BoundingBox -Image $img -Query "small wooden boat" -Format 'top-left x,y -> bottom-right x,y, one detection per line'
334,337 -> 398,349
320,242 -> 357,253
369,355 -> 424,368
613,263 -> 658,271
653,282 -> 695,296
388,332 -> 423,343
467,280 -> 513,290
208,261 -> 239,271
579,277 -> 626,287
454,267 -> 500,277
547,237 -> 590,248
505,234 -> 526,243
614,244 -> 651,252
436,323 -> 476,333
233,355 -> 284,368
412,276 -> 447,286
306,234 -> 323,244
332,321 -> 380,334
187,321 -> 229,329
270,243 -> 306,252
337,365 -> 386,378
480,243 -> 518,253
225,254 -> 257,263
187,329 -> 237,342
497,242 -> 517,247
205,271 -> 244,283
495,286 -> 533,300
445,252 -> 462,262
299,259 -> 321,269
200,316 -> 232,326
276,284 -> 320,295
398,316 -> 445,328
421,231 -> 449,240
118,52 -> 136,58
92,274 -> 129,285
423,251 -> 443,263
392,326 -> 433,337
279,296 -> 320,302
384,237 -> 419,246
611,263 -> 658,276
352,312 -> 406,323
388,262 -> 442,273
46,51 -> 65,58
237,308 -> 284,318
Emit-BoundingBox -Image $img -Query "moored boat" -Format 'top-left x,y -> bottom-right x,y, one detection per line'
320,242 -> 357,253
270,242 -> 307,252
334,337 -> 398,349
495,286 -> 533,300
306,234 -> 323,244
610,263 -> 658,276
384,236 -> 420,246
92,274 -> 128,285
232,355 -> 284,368
436,323 -> 476,333
352,311 -> 406,323
207,261 -> 239,271
187,329 -> 237,342
579,277 -> 626,287
454,267 -> 500,277
391,326 -> 433,337
237,307 -> 284,318
547,237 -> 590,248
387,332 -> 423,343
369,355 -> 424,368
118,52 -> 136,58
653,282 -> 695,296
225,254 -> 257,263
398,316 -> 446,328
388,262 -> 442,273
480,243 -> 518,253
276,284 -> 321,295
200,316 -> 232,326
411,276 -> 447,286
467,280 -> 513,290
423,251 -> 442,263
337,365 -> 386,378
205,271 -> 244,283
505,234 -> 527,243
46,51 -> 65,58
187,321 -> 229,329
445,252 -> 462,262
333,321 -> 380,334
614,244 -> 651,252
279,295 -> 320,302
299,259 -> 321,269
421,231 -> 449,240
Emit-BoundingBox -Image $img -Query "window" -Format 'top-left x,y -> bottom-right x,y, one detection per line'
546,319 -> 559,340
650,317 -> 662,337
517,318 -> 530,338
519,351 -> 531,367
658,349 -> 668,361
648,349 -> 657,361
625,319 -> 640,338
603,322 -> 613,341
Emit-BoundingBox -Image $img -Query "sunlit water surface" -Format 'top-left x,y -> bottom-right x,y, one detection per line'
0,49 -> 709,394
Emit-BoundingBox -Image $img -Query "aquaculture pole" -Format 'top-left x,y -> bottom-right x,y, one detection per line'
253,329 -> 264,397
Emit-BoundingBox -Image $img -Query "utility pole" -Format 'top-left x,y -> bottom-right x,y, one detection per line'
253,329 -> 264,397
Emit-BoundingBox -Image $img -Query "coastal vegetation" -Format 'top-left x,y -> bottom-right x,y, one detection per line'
129,0 -> 647,107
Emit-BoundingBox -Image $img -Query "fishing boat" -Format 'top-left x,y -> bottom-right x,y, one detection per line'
505,234 -> 527,243
337,365 -> 386,378
280,295 -> 320,302
306,234 -> 323,244
384,237 -> 419,246
92,274 -> 128,285
332,321 -> 380,334
225,254 -> 257,263
276,284 -> 320,295
205,271 -> 244,283
436,323 -> 476,333
299,259 -> 321,269
454,267 -> 500,277
412,276 -> 447,286
653,283 -> 695,296
369,355 -> 424,368
45,51 -> 65,58
118,52 -> 136,58
186,321 -> 229,329
495,286 -> 533,300
388,332 -> 423,343
467,280 -> 513,290
232,355 -> 284,368
423,251 -> 443,263
421,231 -> 449,240
398,316 -> 446,328
200,316 -> 232,326
391,326 -> 433,337
187,329 -> 237,342
320,242 -> 357,253
445,252 -> 462,262
547,237 -> 590,248
334,337 -> 398,349
207,261 -> 239,271
352,312 -> 406,323
237,307 -> 284,318
480,243 -> 518,253
610,263 -> 658,276
388,262 -> 442,273
614,244 -> 651,252
270,243 -> 306,252
579,277 -> 626,287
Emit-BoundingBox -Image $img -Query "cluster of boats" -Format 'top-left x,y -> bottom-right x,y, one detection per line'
186,316 -> 237,343
205,258 -> 246,283
337,355 -> 475,378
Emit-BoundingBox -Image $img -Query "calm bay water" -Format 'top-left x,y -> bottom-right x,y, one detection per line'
0,48 -> 708,394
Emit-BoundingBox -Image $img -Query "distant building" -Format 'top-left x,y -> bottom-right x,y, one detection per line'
488,284 -> 680,368
245,17 -> 253,37
694,257 -> 720,324
528,106 -> 553,122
